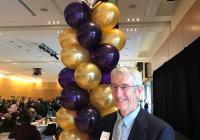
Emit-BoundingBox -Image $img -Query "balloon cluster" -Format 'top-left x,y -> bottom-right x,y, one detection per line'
57,0 -> 126,139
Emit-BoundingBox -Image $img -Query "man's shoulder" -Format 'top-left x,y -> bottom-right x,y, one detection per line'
98,111 -> 117,123
142,110 -> 173,130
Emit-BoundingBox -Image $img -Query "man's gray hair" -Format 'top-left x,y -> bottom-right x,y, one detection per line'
111,66 -> 143,86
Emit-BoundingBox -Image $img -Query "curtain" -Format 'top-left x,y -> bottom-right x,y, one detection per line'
153,37 -> 200,139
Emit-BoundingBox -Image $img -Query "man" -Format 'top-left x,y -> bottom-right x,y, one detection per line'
93,66 -> 175,140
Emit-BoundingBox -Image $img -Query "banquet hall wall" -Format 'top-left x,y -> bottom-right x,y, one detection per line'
0,78 -> 61,99
150,0 -> 200,70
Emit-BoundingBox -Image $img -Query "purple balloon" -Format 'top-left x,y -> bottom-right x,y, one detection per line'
91,43 -> 120,71
75,107 -> 100,134
60,85 -> 89,110
77,22 -> 102,49
58,68 -> 75,88
101,71 -> 111,84
64,2 -> 91,29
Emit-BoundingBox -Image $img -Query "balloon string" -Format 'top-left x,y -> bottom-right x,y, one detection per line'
92,1 -> 101,9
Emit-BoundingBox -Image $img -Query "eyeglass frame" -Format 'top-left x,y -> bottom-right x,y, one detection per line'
110,84 -> 139,91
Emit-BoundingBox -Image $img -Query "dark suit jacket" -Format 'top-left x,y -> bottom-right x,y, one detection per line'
92,108 -> 175,140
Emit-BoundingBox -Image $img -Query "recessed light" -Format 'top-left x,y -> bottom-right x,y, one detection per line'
48,20 -> 60,24
129,4 -> 136,8
12,63 -> 19,65
131,18 -> 135,21
40,8 -> 48,12
57,30 -> 63,34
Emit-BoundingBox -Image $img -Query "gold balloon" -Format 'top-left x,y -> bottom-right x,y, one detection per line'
61,44 -> 90,69
101,28 -> 126,51
92,2 -> 120,31
74,63 -> 101,89
91,84 -> 115,111
56,107 -> 76,129
101,107 -> 118,117
59,28 -> 78,48
59,127 -> 90,140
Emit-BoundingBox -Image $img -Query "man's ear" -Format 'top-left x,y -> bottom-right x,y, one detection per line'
136,86 -> 144,97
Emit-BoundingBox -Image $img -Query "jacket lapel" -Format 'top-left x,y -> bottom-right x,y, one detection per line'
108,112 -> 117,140
128,109 -> 147,140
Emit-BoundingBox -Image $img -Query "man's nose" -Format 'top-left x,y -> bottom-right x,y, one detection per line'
115,87 -> 124,97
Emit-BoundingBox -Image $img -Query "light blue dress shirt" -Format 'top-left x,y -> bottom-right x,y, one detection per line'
112,106 -> 141,140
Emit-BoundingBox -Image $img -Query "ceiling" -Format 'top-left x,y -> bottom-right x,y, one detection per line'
0,0 -> 188,82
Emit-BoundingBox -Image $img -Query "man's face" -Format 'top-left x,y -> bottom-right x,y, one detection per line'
111,73 -> 140,115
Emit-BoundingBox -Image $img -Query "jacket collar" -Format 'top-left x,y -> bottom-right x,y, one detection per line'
128,108 -> 148,140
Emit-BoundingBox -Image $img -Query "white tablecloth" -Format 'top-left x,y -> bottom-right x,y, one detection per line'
0,132 -> 14,140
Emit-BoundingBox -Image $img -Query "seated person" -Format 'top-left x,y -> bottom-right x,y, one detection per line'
8,112 -> 41,140
28,108 -> 42,121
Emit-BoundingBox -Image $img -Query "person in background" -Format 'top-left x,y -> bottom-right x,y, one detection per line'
93,66 -> 175,140
8,111 -> 41,140
144,100 -> 149,112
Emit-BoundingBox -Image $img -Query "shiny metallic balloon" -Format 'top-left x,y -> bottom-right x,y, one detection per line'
64,2 -> 91,29
75,107 -> 100,134
74,63 -> 101,89
90,84 -> 115,115
59,28 -> 78,49
101,28 -> 126,51
91,43 -> 119,71
77,22 -> 102,49
59,127 -> 90,140
61,44 -> 90,69
58,68 -> 75,88
60,84 -> 89,110
92,2 -> 120,31
56,107 -> 76,129
101,107 -> 118,117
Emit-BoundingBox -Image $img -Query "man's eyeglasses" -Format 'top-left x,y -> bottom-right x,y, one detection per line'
110,84 -> 137,91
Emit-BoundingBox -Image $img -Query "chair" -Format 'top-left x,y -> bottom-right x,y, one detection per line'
43,123 -> 57,136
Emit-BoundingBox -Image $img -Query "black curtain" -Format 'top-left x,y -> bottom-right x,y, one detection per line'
153,37 -> 200,139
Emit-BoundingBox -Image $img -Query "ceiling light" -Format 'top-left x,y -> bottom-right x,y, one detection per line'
0,33 -> 2,36
57,30 -> 63,34
40,8 -> 48,12
134,28 -> 137,31
12,63 -> 19,65
48,20 -> 60,24
131,18 -> 135,21
0,70 -> 10,74
127,18 -> 140,22
129,4 -> 136,8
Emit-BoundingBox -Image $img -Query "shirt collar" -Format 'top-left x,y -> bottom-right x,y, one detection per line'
117,105 -> 141,129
